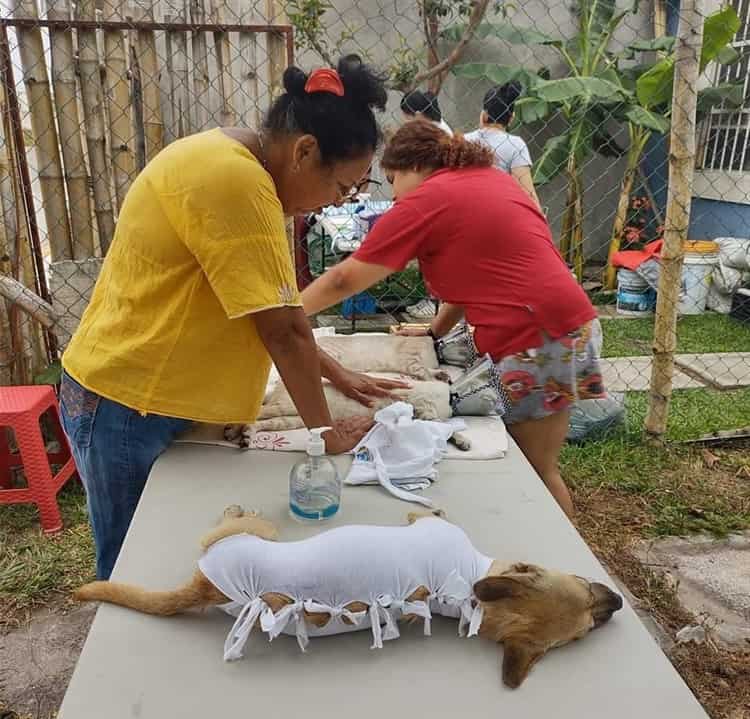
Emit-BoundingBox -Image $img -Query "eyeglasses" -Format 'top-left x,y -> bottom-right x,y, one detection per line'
341,167 -> 383,203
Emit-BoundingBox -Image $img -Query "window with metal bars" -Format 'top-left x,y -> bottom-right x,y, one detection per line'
699,0 -> 750,172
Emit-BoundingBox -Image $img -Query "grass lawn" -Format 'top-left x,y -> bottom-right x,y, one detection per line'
0,481 -> 94,627
601,313 -> 750,358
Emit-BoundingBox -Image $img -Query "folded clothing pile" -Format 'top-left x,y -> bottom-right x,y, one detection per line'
707,237 -> 750,314
344,402 -> 466,506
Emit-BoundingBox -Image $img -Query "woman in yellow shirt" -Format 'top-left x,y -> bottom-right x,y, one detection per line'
60,55 -> 403,579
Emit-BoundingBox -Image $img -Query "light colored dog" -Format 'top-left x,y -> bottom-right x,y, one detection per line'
226,335 -> 491,450
317,335 -> 441,380
74,507 -> 622,688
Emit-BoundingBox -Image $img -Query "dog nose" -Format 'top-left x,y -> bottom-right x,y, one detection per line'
591,583 -> 623,627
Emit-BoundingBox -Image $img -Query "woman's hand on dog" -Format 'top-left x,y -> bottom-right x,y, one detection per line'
324,417 -> 375,454
330,368 -> 411,407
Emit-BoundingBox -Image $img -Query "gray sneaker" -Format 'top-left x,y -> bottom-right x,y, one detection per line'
405,298 -> 437,318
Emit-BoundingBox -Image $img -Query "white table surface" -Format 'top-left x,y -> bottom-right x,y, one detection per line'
59,440 -> 708,719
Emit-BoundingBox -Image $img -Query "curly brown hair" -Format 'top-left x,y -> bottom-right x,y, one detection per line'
381,119 -> 494,173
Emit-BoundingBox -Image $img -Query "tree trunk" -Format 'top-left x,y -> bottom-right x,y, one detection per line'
570,167 -> 584,281
604,147 -> 638,289
0,274 -> 60,331
559,155 -> 578,262
426,12 -> 442,95
645,0 -> 704,438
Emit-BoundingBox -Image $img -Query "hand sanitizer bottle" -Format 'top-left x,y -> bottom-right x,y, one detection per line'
289,426 -> 341,522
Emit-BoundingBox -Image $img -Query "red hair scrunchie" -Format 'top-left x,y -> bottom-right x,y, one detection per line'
304,68 -> 345,97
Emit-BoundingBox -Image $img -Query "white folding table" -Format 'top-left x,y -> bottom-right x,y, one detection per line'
59,439 -> 708,718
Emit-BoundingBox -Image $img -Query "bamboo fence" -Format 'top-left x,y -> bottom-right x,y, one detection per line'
11,0 -> 72,262
76,0 -> 116,254
48,0 -> 94,260
0,2 -> 293,381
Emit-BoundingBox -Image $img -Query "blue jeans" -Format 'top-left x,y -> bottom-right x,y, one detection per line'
59,372 -> 192,579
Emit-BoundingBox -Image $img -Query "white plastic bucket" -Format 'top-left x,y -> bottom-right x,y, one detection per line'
680,241 -> 720,315
617,268 -> 655,316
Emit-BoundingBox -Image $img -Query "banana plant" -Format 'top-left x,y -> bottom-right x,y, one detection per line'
452,2 -> 743,282
454,0 -> 645,278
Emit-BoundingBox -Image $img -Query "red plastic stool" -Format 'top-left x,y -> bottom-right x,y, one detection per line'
0,385 -> 78,533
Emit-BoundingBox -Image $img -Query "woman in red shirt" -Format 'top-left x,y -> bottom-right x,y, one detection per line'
301,120 -> 605,517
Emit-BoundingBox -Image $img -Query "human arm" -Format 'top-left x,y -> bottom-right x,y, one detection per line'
301,257 -> 393,316
254,306 -> 371,453
395,302 -> 464,337
511,165 -> 542,211
318,347 -> 410,406
303,197 -> 432,316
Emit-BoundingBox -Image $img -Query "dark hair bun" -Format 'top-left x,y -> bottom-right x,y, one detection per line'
501,80 -> 523,103
283,66 -> 308,98
337,54 -> 388,112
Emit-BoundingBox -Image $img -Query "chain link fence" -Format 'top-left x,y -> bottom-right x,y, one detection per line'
0,0 -> 749,440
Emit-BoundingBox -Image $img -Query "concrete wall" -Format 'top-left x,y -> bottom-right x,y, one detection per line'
48,259 -> 103,348
296,0 -> 652,262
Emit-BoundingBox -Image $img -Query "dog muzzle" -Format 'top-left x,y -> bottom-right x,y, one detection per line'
450,354 -> 512,417
434,322 -> 477,369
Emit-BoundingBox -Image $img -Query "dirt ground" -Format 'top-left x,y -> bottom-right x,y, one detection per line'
0,605 -> 95,719
576,487 -> 750,719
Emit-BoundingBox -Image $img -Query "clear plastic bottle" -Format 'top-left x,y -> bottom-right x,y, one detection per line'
289,427 -> 341,522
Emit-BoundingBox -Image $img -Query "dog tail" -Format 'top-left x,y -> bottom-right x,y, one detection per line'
74,570 -> 222,615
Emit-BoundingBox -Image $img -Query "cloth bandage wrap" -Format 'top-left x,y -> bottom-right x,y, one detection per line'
198,518 -> 493,660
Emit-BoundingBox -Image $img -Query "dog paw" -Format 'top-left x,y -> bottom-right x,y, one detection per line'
407,509 -> 447,524
451,431 -> 472,452
224,424 -> 254,449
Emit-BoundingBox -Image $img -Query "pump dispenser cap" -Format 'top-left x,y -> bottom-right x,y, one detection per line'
307,426 -> 332,456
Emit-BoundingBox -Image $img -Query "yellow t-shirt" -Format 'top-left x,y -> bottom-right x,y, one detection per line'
63,128 -> 301,423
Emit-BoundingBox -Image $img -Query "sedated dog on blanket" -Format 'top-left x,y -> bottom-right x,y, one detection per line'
74,506 -> 623,688
225,335 -> 500,452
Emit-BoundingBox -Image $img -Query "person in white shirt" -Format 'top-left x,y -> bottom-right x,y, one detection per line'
400,90 -> 451,318
465,81 -> 541,210
401,90 -> 453,136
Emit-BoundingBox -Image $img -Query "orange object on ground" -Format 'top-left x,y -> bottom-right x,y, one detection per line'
0,385 -> 78,533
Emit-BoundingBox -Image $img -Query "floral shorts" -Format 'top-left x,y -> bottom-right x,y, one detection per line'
497,320 -> 606,425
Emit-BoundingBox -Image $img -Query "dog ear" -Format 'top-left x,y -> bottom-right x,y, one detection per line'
473,576 -> 526,601
502,640 -> 545,689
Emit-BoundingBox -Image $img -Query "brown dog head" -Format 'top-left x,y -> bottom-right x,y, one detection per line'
474,563 -> 623,688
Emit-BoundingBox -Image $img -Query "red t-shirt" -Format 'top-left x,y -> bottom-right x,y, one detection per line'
354,167 -> 596,360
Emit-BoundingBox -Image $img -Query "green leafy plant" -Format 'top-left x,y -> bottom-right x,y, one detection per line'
602,4 -> 742,288
287,0 -> 356,67
453,2 -> 743,282
33,359 -> 62,386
